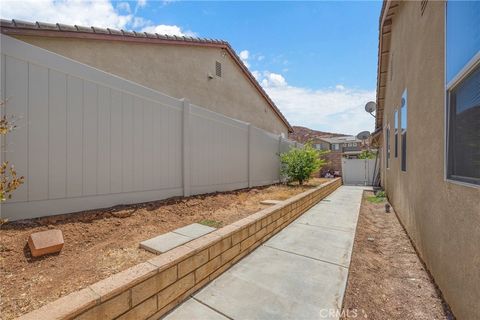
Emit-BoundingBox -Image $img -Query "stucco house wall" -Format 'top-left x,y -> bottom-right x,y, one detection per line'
379,1 -> 480,319
11,34 -> 289,136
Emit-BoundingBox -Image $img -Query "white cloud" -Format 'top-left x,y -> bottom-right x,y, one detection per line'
0,0 -> 194,36
141,24 -> 195,37
239,50 -> 249,60
261,72 -> 287,88
251,70 -> 262,81
0,0 -> 132,29
254,71 -> 375,135
239,50 -> 250,68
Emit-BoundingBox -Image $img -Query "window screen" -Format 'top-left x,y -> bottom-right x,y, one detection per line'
446,0 -> 480,185
447,65 -> 480,185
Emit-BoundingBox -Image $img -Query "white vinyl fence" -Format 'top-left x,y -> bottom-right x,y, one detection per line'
341,158 -> 379,186
0,35 -> 296,220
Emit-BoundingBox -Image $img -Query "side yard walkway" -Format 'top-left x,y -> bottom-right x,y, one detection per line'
162,186 -> 368,320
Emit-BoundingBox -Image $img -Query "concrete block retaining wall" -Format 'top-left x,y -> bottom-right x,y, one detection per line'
19,178 -> 341,320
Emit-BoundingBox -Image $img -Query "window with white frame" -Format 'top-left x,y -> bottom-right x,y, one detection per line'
386,125 -> 390,169
446,0 -> 480,185
394,109 -> 399,158
401,91 -> 407,172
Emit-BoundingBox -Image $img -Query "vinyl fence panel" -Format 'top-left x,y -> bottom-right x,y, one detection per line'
0,35 -> 296,220
250,126 -> 282,186
341,158 -> 378,186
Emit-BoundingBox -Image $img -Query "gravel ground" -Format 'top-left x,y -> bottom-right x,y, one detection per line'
341,191 -> 454,320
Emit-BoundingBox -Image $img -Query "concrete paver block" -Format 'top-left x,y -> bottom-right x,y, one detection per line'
163,298 -> 228,320
140,232 -> 191,254
194,246 -> 348,320
173,223 -> 216,238
296,207 -> 359,232
28,229 -> 64,257
266,223 -> 354,267
260,199 -> 282,205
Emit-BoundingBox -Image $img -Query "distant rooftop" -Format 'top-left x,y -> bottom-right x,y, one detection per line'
320,136 -> 362,144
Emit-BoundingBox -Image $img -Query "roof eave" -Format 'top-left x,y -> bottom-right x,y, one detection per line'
375,1 -> 399,131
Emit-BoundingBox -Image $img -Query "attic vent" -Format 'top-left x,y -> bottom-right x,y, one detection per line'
420,0 -> 428,16
215,61 -> 222,77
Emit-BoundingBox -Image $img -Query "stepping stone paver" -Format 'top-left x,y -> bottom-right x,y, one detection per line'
140,223 -> 216,254
173,223 -> 216,238
140,232 -> 192,254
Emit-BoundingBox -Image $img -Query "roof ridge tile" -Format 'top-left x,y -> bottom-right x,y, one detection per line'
57,23 -> 77,32
36,21 -> 58,30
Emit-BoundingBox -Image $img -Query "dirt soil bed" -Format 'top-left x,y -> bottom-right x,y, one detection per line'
341,191 -> 454,320
0,179 -> 327,319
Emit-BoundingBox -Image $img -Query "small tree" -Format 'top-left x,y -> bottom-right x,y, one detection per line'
280,143 -> 327,185
0,98 -> 24,224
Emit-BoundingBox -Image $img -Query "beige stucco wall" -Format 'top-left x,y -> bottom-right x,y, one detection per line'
381,1 -> 480,319
14,35 -> 289,135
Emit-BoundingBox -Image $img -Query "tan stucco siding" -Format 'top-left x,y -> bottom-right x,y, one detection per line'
14,35 -> 289,135
381,2 -> 480,319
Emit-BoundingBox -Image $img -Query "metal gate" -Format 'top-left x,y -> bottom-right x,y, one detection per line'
341,158 -> 378,186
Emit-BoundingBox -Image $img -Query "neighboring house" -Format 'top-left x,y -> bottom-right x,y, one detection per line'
0,19 -> 292,135
320,136 -> 364,157
289,126 -> 367,175
320,136 -> 365,176
373,1 -> 479,319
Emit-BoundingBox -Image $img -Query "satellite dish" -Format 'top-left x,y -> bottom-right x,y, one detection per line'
356,131 -> 371,140
365,101 -> 377,113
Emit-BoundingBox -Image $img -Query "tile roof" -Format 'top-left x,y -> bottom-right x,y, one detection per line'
0,19 -> 293,132
0,19 -> 229,44
320,136 -> 362,144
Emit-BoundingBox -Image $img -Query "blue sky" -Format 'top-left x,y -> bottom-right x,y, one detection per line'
134,1 -> 381,90
1,0 -> 381,135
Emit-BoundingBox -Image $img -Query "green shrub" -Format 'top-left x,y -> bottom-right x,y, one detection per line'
376,190 -> 386,198
367,190 -> 386,203
367,195 -> 384,203
358,150 -> 377,159
280,143 -> 327,185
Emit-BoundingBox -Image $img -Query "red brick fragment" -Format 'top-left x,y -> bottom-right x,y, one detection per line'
28,229 -> 64,257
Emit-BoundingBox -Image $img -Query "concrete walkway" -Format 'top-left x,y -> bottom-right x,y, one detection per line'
163,186 -> 368,320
